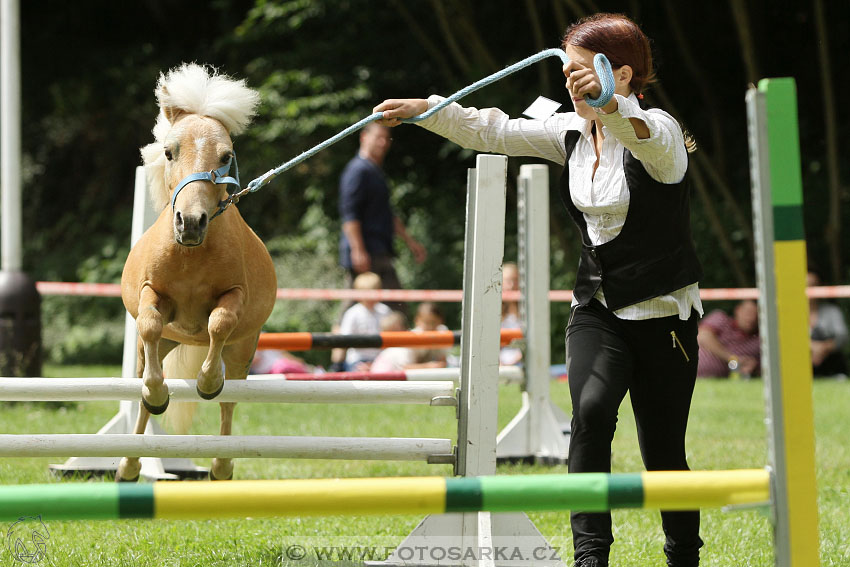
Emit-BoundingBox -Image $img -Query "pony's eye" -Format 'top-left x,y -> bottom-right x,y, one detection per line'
220,152 -> 233,165
164,147 -> 173,161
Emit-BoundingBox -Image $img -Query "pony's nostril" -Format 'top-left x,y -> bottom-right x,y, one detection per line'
199,212 -> 208,232
175,211 -> 184,231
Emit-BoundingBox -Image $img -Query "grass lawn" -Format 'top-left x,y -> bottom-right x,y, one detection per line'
1,368 -> 847,566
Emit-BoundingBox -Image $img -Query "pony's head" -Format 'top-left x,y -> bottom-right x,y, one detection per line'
140,63 -> 259,246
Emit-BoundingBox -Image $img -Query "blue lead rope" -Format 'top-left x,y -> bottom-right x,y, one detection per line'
216,49 -> 614,216
404,49 -> 614,123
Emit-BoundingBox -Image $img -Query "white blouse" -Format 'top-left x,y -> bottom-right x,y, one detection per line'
418,92 -> 703,321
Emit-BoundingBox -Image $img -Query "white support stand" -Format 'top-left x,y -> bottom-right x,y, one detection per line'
374,156 -> 564,566
497,165 -> 569,464
49,166 -> 207,481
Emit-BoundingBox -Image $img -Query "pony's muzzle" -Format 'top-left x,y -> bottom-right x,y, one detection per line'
174,209 -> 209,247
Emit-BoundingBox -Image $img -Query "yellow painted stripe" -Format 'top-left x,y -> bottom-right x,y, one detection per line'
642,469 -> 769,510
773,241 -> 814,384
153,477 -> 447,519
773,240 -> 820,562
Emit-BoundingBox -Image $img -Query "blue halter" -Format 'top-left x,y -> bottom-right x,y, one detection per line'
170,151 -> 241,220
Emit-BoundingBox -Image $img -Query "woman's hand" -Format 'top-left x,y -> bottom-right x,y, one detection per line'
563,61 -> 603,102
373,99 -> 429,127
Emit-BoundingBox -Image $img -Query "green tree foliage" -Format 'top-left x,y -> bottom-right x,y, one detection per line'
16,0 -> 849,364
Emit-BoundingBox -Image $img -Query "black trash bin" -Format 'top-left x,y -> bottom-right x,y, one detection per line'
0,270 -> 41,377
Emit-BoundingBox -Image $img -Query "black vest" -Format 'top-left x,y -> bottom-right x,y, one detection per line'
559,129 -> 702,311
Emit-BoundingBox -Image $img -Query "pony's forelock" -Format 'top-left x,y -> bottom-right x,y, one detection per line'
141,63 -> 260,211
155,63 -> 259,135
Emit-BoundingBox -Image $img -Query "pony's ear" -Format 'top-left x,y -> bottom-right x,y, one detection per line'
159,85 -> 185,124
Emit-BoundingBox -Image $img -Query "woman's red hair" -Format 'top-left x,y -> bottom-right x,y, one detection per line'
561,13 -> 655,95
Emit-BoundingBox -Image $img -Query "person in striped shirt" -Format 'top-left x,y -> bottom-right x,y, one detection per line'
697,300 -> 760,378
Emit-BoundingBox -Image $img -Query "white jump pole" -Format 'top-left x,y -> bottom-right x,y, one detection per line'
497,164 -> 570,463
0,435 -> 453,462
375,155 -> 565,567
402,365 -> 522,383
240,366 -> 522,382
2,377 -> 456,405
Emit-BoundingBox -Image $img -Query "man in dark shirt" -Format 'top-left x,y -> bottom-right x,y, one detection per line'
338,123 -> 425,306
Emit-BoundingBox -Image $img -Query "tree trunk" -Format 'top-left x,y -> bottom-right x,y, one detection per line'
428,0 -> 472,76
524,0 -> 550,96
813,0 -> 843,281
390,0 -> 459,86
664,0 -> 727,174
689,158 -> 751,286
729,0 -> 760,85
651,83 -> 754,262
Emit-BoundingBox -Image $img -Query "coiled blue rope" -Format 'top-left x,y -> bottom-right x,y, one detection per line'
217,49 -> 614,215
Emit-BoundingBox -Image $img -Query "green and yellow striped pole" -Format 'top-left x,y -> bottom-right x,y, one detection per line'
0,470 -> 769,522
747,78 -> 820,567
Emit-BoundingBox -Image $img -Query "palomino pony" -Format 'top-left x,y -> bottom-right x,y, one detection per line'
118,64 -> 277,481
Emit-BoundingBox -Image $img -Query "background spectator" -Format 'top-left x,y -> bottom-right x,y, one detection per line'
338,122 -> 425,315
338,272 -> 391,371
808,270 -> 849,378
697,300 -> 760,378
500,262 -> 522,366
411,302 -> 449,368
371,310 -> 448,372
370,312 -> 414,372
251,349 -> 308,375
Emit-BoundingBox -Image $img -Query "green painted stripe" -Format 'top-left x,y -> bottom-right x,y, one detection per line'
445,477 -> 483,512
607,473 -> 644,509
118,484 -> 155,518
759,78 -> 803,207
0,484 -> 121,521
773,204 -> 806,241
480,474 -> 610,512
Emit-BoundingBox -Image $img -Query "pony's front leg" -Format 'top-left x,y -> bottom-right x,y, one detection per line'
117,337 -> 178,482
196,288 -> 244,399
137,286 -> 174,414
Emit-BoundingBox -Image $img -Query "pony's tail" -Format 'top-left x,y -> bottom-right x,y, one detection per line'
162,345 -> 207,435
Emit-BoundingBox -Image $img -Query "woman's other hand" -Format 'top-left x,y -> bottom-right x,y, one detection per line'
373,99 -> 429,126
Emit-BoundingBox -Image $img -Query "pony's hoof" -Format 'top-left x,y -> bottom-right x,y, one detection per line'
196,381 -> 225,400
142,396 -> 170,415
209,470 -> 233,481
116,474 -> 140,483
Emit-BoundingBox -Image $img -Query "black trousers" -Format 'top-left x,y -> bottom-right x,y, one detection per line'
566,299 -> 703,567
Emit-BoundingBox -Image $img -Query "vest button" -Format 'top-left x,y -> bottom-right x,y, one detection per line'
590,248 -> 597,258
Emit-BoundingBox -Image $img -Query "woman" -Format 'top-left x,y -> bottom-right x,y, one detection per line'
375,13 -> 703,567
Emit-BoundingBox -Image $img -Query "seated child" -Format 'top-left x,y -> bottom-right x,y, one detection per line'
370,312 -> 415,373
410,301 -> 448,368
338,271 -> 391,371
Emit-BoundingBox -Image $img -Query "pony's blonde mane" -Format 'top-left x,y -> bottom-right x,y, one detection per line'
141,63 -> 260,211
